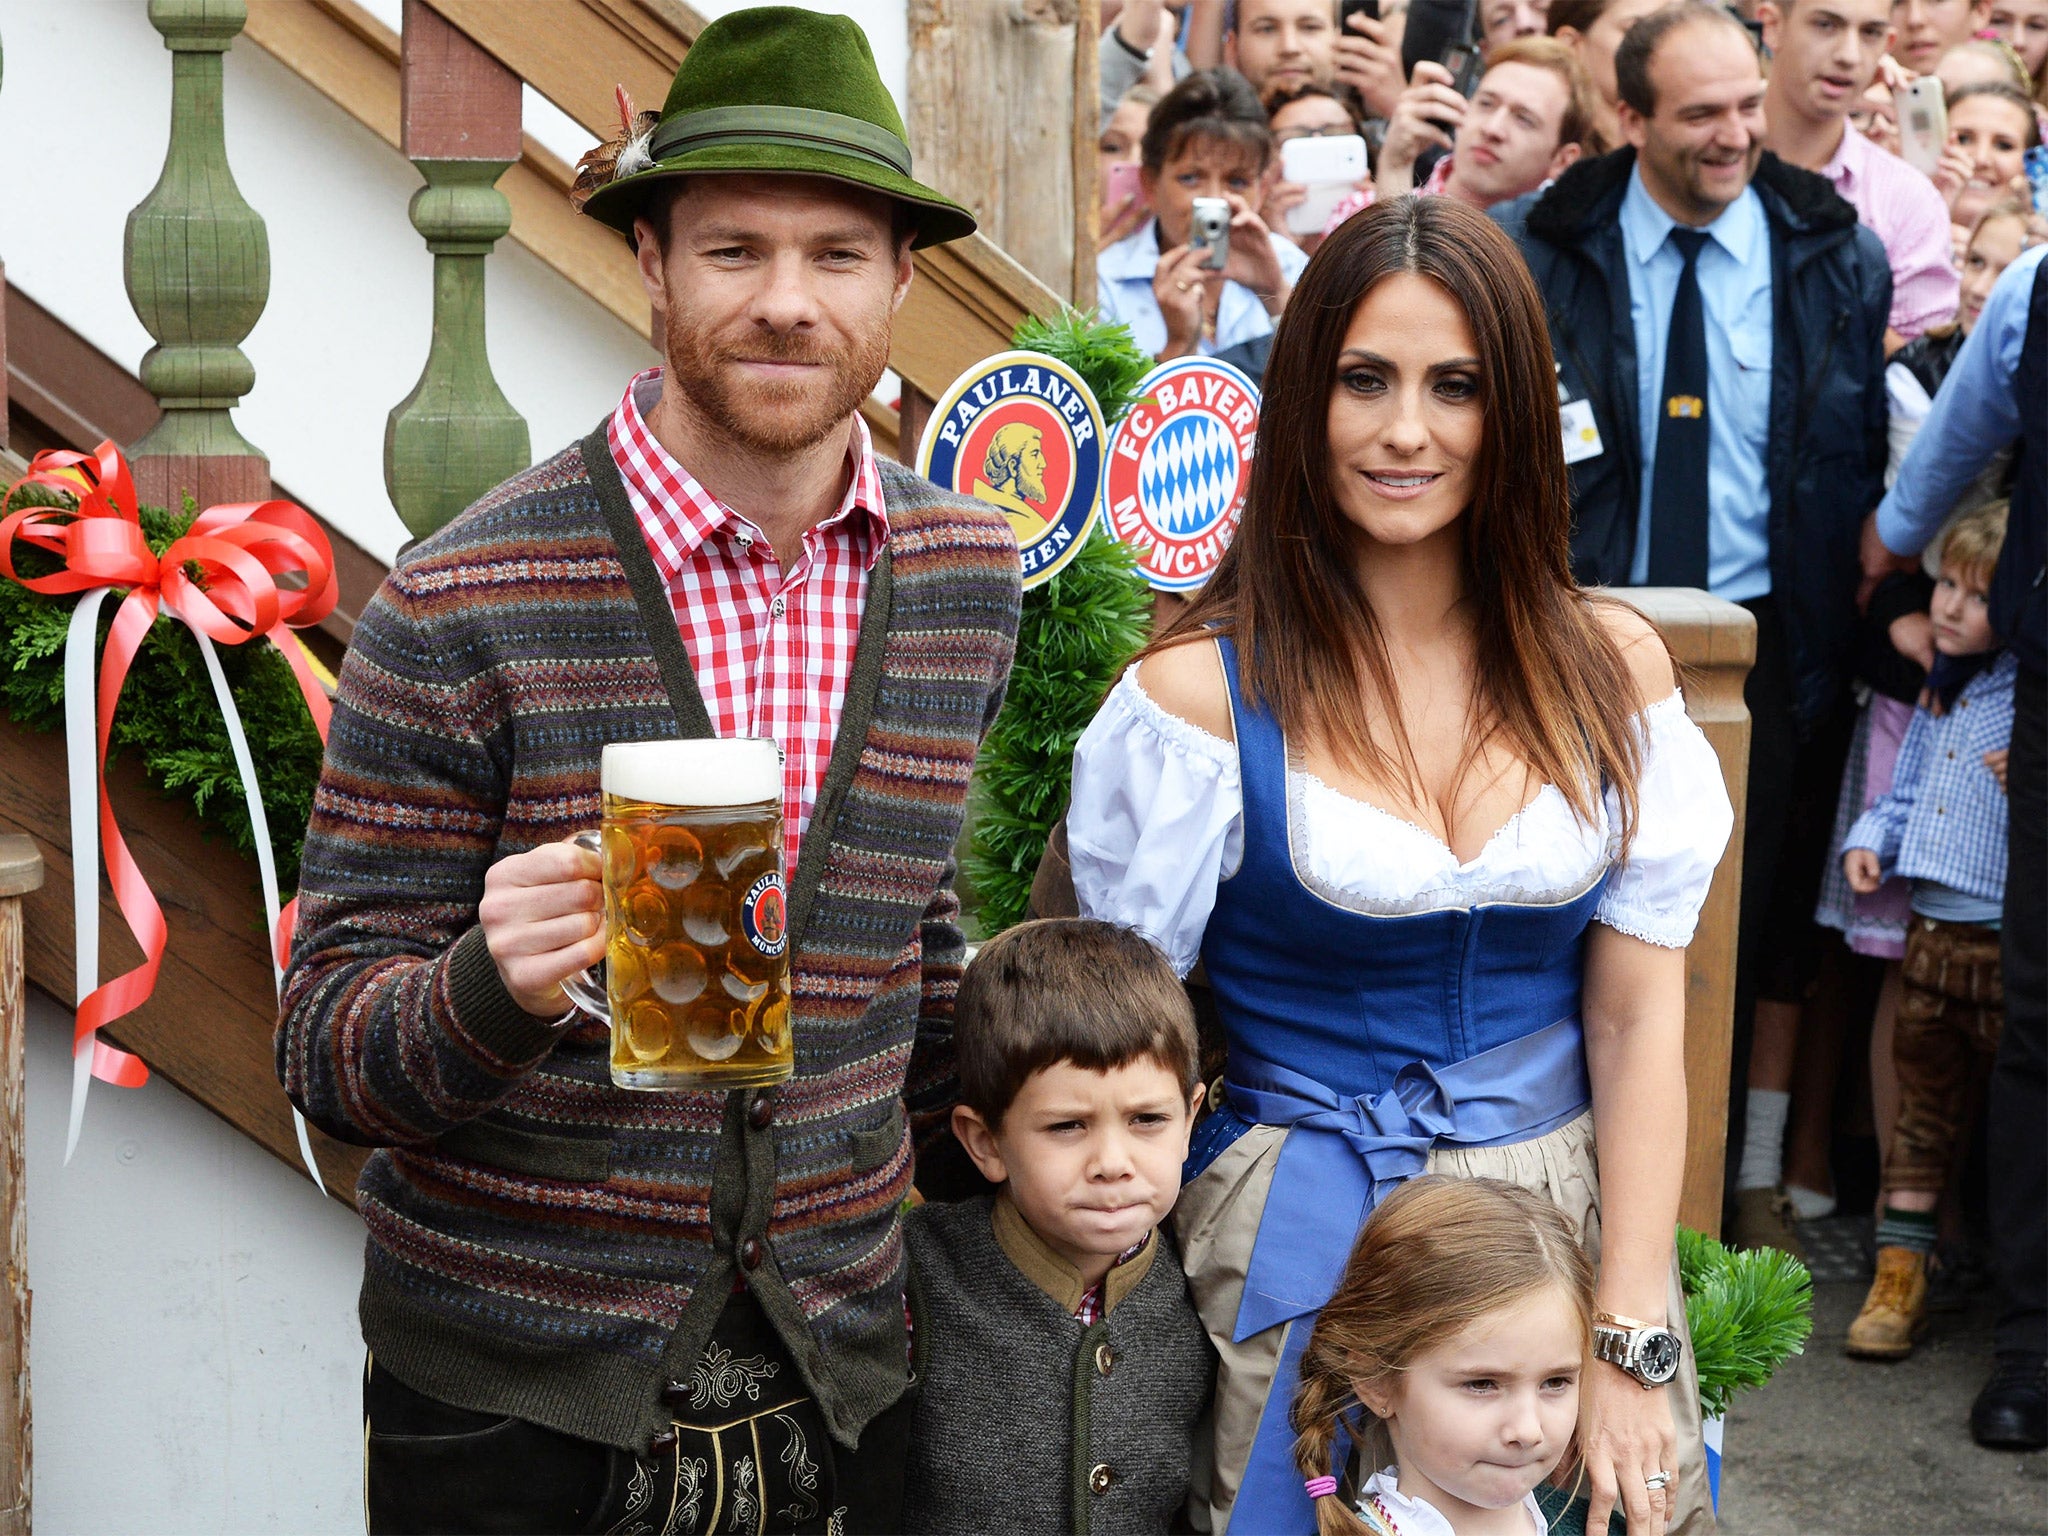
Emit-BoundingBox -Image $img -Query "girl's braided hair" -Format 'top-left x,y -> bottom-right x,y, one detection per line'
1289,1176 -> 1597,1534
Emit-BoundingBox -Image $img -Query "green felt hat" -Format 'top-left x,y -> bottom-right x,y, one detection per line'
578,6 -> 976,249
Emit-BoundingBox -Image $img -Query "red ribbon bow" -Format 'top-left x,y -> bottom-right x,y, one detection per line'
0,441 -> 337,1088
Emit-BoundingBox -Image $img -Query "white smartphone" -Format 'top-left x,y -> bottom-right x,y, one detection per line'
1281,134 -> 1369,236
1896,76 -> 1947,179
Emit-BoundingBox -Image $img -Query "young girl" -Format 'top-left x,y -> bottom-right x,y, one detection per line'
1291,1177 -> 1601,1536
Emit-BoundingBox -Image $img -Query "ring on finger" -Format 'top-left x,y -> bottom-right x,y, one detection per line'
1644,1470 -> 1672,1491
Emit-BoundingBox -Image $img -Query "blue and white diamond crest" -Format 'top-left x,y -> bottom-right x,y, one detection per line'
1104,356 -> 1260,593
1139,413 -> 1241,539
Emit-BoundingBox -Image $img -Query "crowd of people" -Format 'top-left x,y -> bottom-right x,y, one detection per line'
1092,0 -> 2045,1452
273,4 -> 2040,1534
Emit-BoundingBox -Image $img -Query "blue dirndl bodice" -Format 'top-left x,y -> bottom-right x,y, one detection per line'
1188,636 -> 1611,1529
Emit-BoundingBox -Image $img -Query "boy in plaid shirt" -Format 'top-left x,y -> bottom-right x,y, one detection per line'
1843,500 -> 2017,1361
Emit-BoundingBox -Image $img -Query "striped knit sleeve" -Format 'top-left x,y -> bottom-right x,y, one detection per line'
904,659 -> 1012,1195
276,566 -> 567,1147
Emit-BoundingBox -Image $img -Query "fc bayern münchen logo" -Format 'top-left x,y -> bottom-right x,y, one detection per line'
1104,356 -> 1260,592
917,350 -> 1106,590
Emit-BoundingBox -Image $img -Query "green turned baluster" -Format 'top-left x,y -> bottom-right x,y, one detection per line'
124,0 -> 271,509
384,0 -> 529,541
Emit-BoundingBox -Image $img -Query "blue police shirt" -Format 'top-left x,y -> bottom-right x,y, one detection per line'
1620,167 -> 1775,600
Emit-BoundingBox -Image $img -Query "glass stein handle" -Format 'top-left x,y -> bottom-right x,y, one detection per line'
560,829 -> 610,1022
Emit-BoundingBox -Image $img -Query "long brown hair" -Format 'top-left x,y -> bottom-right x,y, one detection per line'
1290,1176 -> 1597,1535
1141,196 -> 1649,845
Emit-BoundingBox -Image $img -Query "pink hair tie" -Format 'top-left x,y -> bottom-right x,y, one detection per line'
1305,1476 -> 1339,1499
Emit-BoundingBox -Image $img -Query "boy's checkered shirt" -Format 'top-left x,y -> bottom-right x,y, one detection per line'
1845,649 -> 2018,906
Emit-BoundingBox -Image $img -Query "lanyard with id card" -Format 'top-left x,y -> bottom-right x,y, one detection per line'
1557,365 -> 1603,466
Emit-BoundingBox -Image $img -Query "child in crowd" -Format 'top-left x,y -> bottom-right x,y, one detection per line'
1801,199 -> 2044,1226
1291,1177 -> 1600,1536
1842,502 -> 2017,1361
901,920 -> 1213,1534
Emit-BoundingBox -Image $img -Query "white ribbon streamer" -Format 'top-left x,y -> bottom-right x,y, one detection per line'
59,586 -> 326,1194
184,615 -> 327,1195
62,587 -> 112,1165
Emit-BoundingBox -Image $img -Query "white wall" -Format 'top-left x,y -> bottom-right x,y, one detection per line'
0,0 -> 659,568
23,987 -> 366,1535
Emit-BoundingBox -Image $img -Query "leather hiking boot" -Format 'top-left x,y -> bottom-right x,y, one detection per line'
1971,1354 -> 2047,1450
1728,1185 -> 1807,1262
1846,1246 -> 1930,1360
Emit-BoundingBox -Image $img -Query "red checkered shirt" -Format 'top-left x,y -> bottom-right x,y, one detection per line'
607,368 -> 885,879
1074,1232 -> 1152,1325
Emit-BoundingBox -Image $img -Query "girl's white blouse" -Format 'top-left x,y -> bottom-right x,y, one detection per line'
1356,1468 -> 1549,1536
1069,666 -> 1735,978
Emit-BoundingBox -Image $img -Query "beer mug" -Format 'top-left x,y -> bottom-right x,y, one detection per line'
564,739 -> 791,1091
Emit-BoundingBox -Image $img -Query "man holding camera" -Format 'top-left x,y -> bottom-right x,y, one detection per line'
277,10 -> 1021,1532
1375,36 -> 1602,204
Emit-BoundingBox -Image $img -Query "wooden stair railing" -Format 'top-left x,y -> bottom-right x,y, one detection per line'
241,0 -> 1066,463
126,0 -> 272,510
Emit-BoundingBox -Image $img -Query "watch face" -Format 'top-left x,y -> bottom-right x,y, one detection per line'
1638,1329 -> 1684,1383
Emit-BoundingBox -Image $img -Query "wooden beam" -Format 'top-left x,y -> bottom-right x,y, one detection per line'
399,0 -> 521,159
0,718 -> 369,1208
407,0 -> 1067,395
421,0 -> 684,147
1073,0 -> 1100,308
3,284 -> 386,655
1616,588 -> 1756,1236
0,839 -> 40,1536
243,0 -> 654,339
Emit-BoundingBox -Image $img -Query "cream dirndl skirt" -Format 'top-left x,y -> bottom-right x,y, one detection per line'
1172,1110 -> 1715,1535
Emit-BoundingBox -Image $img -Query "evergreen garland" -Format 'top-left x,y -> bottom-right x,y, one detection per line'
0,480 -> 327,889
1677,1223 -> 1815,1419
964,311 -> 1157,935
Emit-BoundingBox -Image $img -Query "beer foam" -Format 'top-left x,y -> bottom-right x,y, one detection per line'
602,739 -> 781,807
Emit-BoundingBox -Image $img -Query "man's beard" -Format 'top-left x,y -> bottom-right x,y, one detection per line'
1020,465 -> 1047,502
662,306 -> 891,458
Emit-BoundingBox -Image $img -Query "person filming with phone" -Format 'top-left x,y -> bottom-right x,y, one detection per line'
1097,68 -> 1309,361
1376,37 -> 1602,204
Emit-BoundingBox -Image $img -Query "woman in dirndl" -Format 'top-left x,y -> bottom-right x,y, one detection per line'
1066,197 -> 1733,1536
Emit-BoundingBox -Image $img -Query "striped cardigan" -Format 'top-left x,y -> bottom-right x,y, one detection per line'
277,427 -> 1020,1453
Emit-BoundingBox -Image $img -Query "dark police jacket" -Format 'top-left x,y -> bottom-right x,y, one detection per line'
1495,149 -> 1892,728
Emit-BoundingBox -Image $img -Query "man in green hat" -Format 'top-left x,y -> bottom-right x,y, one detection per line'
278,10 -> 1020,1532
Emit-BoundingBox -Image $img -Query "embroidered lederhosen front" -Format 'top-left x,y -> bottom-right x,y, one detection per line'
604,1297 -> 842,1536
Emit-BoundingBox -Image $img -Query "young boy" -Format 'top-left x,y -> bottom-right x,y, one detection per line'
1843,501 -> 2016,1361
902,919 -> 1213,1534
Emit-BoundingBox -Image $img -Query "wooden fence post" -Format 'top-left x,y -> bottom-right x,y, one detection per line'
1618,589 -> 1756,1237
384,0 -> 530,541
0,836 -> 44,1536
124,0 -> 271,511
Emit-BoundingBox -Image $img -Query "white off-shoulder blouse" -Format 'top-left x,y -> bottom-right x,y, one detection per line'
1069,665 -> 1736,978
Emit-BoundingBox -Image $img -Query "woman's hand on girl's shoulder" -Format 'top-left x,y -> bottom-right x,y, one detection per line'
1136,638 -> 1236,744
1594,602 -> 1678,712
